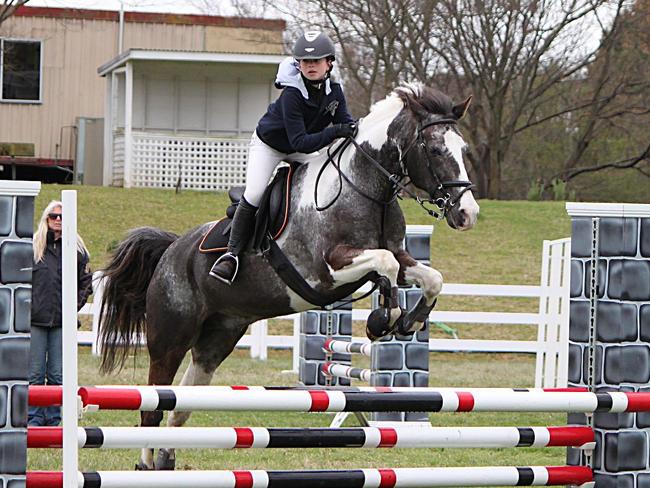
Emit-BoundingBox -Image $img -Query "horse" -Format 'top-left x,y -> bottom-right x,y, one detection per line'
98,83 -> 480,470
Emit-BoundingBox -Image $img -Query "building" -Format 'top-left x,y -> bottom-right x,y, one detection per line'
0,6 -> 285,187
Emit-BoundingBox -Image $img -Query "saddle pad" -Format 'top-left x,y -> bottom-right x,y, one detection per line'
198,219 -> 230,254
198,163 -> 297,254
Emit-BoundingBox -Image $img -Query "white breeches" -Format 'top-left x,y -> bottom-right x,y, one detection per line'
243,132 -> 315,207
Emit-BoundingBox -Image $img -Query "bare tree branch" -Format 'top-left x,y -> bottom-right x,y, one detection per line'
547,141 -> 650,182
0,0 -> 29,27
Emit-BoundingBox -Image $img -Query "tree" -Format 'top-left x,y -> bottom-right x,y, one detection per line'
0,0 -> 29,27
542,0 -> 650,191
195,0 -> 649,200
420,0 -> 644,198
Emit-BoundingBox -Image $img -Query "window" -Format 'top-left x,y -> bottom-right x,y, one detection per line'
1,39 -> 42,102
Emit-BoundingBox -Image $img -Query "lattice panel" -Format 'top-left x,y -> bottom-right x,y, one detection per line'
131,133 -> 248,191
111,133 -> 125,187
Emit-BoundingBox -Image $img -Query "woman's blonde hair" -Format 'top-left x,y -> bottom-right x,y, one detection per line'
33,200 -> 89,263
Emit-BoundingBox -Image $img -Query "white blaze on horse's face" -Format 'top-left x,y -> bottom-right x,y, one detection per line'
443,130 -> 480,230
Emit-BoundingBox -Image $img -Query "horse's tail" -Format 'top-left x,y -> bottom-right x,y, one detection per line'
98,227 -> 179,374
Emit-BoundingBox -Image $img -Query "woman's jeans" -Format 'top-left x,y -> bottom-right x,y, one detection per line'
28,325 -> 62,426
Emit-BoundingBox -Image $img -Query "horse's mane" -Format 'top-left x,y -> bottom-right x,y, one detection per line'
366,82 -> 454,123
356,82 -> 454,146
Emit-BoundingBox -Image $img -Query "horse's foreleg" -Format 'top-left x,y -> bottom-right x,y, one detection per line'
394,250 -> 443,334
327,245 -> 402,340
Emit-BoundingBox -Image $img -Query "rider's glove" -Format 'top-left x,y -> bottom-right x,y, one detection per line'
332,123 -> 356,139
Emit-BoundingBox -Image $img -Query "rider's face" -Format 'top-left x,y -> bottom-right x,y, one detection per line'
298,58 -> 331,81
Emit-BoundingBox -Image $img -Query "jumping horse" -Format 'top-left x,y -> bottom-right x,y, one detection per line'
98,83 -> 480,470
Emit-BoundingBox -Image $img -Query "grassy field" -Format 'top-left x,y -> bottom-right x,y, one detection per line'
29,185 -> 574,479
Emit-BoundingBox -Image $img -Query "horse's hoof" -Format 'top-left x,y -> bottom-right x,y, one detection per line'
135,461 -> 152,471
154,449 -> 176,470
366,308 -> 392,340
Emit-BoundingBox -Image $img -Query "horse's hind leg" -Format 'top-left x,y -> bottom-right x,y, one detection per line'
155,316 -> 249,470
136,346 -> 188,470
136,304 -> 198,470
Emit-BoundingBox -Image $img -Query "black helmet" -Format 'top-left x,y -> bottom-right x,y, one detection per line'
293,31 -> 336,60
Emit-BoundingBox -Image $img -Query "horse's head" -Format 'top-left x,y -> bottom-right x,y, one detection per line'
393,84 -> 479,231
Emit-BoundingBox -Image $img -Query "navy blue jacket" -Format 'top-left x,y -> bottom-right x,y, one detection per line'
256,82 -> 354,154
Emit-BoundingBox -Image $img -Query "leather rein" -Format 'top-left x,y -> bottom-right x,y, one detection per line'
314,117 -> 475,221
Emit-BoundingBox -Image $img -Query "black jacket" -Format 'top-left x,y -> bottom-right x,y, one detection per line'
256,82 -> 354,154
31,231 -> 93,328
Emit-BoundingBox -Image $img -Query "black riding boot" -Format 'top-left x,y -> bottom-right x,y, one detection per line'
209,196 -> 258,285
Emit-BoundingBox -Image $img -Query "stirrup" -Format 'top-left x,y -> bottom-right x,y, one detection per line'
209,252 -> 239,285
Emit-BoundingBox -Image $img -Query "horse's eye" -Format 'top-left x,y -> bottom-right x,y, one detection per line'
427,146 -> 442,157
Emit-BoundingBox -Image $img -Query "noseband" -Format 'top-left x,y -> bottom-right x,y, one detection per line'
400,118 -> 475,220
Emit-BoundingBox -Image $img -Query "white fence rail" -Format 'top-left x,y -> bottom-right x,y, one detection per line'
79,237 -> 570,388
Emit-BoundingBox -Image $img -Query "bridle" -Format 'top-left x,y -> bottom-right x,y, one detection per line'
315,116 -> 475,221
399,117 -> 475,220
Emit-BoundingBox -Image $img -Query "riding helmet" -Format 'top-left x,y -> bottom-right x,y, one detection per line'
293,31 -> 336,60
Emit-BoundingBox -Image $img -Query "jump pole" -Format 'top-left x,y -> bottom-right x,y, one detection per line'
324,338 -> 372,356
61,190 -> 78,488
26,466 -> 595,488
69,386 -> 650,413
27,425 -> 595,450
322,362 -> 371,382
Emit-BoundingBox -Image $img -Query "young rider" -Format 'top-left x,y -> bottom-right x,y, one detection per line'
210,30 -> 356,284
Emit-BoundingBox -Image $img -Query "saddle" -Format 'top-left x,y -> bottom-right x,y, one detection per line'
199,162 -> 298,254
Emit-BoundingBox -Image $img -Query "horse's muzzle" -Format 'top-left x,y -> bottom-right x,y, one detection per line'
448,192 -> 479,231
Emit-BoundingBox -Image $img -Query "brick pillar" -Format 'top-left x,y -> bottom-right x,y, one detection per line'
566,203 -> 650,487
299,302 -> 352,387
0,181 -> 40,487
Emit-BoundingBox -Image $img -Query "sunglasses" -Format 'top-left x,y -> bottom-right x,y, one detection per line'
48,213 -> 62,220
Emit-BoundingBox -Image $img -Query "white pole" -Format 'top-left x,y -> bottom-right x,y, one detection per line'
124,61 -> 134,188
118,1 -> 125,54
62,190 -> 79,488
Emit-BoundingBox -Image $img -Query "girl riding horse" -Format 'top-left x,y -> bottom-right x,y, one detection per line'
210,30 -> 356,284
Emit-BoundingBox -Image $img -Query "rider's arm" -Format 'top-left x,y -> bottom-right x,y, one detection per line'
281,89 -> 338,153
332,85 -> 355,125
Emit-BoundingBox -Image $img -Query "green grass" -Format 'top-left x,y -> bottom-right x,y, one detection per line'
36,185 -> 571,282
29,185 -> 574,479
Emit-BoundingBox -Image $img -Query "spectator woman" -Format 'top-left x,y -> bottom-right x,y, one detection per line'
28,200 -> 93,426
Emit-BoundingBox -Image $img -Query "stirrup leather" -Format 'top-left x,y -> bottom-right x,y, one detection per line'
209,252 -> 239,285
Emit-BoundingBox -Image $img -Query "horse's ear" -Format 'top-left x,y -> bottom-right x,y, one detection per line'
452,95 -> 473,120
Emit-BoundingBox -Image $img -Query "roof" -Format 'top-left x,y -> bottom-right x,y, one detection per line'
98,49 -> 287,76
14,6 -> 285,31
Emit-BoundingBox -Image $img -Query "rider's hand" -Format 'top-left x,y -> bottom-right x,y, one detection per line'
332,123 -> 356,139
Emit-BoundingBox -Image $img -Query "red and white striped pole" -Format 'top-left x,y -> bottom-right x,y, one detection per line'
65,386 -> 650,413
27,425 -> 595,450
323,338 -> 372,357
322,362 -> 371,382
26,466 -> 594,488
